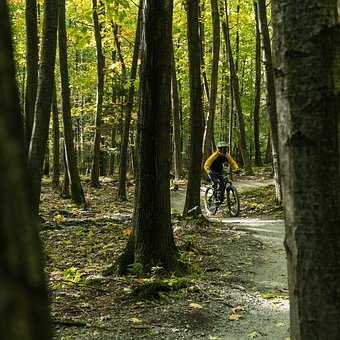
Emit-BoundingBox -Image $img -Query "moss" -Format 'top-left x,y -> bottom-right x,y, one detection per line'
132,277 -> 189,299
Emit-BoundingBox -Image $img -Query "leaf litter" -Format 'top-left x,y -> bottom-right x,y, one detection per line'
40,175 -> 288,339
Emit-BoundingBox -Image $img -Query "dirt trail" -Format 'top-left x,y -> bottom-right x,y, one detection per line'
171,179 -> 290,339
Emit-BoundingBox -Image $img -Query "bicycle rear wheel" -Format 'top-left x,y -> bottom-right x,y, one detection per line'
204,187 -> 218,215
226,185 -> 240,217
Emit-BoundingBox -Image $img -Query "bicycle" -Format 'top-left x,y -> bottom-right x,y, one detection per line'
204,172 -> 240,216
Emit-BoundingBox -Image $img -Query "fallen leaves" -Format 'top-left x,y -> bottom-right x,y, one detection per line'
189,302 -> 203,310
228,305 -> 245,321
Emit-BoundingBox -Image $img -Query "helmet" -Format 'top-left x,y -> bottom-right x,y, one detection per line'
217,141 -> 228,148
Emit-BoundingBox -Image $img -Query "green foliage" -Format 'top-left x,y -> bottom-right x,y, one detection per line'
63,267 -> 82,284
9,0 -> 271,171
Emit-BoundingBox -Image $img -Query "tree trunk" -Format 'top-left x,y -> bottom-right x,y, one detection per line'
52,83 -> 60,190
0,2 -> 51,338
253,1 -> 262,166
199,0 -> 210,103
133,0 -> 177,272
58,0 -> 85,205
24,0 -> 39,156
108,124 -> 116,176
62,144 -> 70,198
272,0 -> 340,338
43,142 -> 50,176
117,0 -> 143,200
91,0 -> 105,188
222,0 -> 253,174
257,0 -> 281,201
202,0 -> 220,162
171,43 -> 183,180
28,0 -> 59,216
183,0 -> 204,216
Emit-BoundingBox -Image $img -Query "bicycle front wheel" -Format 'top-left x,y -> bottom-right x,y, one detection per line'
204,187 -> 218,215
226,185 -> 240,217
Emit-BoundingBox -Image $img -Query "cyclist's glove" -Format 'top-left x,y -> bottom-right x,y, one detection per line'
234,169 -> 241,174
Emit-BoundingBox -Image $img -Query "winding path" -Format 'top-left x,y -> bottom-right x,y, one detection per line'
171,179 -> 290,339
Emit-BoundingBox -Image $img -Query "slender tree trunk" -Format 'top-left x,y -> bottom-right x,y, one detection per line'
171,43 -> 183,180
253,1 -> 262,166
272,0 -> 340,338
108,125 -> 116,175
228,74 -> 233,151
58,0 -> 85,205
117,0 -> 143,200
235,0 -> 240,73
62,144 -> 70,198
43,142 -> 50,175
0,2 -> 51,338
222,0 -> 253,174
257,0 -> 281,201
202,0 -> 220,162
199,0 -> 210,102
28,0 -> 59,216
91,0 -> 105,188
24,0 -> 39,156
183,0 -> 204,216
131,0 -> 177,272
52,83 -> 60,190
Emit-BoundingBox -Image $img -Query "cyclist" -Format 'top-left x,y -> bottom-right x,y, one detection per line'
204,141 -> 240,202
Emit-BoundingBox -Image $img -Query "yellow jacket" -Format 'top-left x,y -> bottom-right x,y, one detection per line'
204,151 -> 239,174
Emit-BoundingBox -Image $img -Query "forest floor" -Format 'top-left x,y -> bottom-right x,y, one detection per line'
40,168 -> 289,340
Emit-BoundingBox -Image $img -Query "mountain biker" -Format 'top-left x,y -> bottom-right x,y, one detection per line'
204,141 -> 240,202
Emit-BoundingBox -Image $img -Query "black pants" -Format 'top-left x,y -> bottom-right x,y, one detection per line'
210,171 -> 226,201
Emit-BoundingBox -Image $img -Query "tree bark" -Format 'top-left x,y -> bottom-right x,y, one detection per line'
222,0 -> 253,174
272,0 -> 340,338
43,142 -> 50,176
28,0 -> 59,216
117,0 -> 143,200
24,0 -> 39,156
133,0 -> 177,271
199,0 -> 210,103
52,83 -> 60,190
91,0 -> 105,188
0,2 -> 51,338
58,0 -> 85,205
202,0 -> 220,162
171,43 -> 183,180
257,0 -> 281,201
253,1 -> 262,166
183,0 -> 204,216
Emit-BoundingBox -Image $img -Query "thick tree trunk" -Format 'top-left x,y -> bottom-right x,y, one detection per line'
91,0 -> 105,188
130,0 -> 177,272
24,0 -> 39,156
171,44 -> 183,180
222,0 -> 253,174
52,83 -> 60,190
202,0 -> 220,162
0,3 -> 51,338
58,0 -> 85,205
117,0 -> 143,200
257,0 -> 281,201
253,1 -> 262,166
272,0 -> 340,338
183,0 -> 204,216
28,0 -> 59,216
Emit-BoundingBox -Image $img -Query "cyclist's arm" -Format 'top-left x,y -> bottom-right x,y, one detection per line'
226,153 -> 240,171
204,151 -> 219,174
